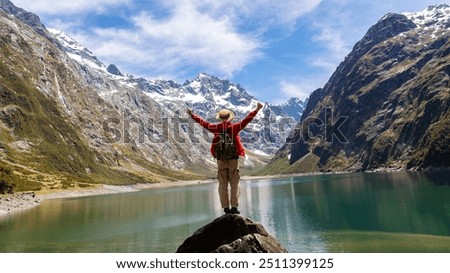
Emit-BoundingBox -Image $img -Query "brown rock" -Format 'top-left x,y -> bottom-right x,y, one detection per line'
176,214 -> 287,253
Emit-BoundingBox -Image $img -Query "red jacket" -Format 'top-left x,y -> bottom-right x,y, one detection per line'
191,110 -> 259,158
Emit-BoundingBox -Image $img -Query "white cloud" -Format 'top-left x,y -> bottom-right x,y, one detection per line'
308,0 -> 450,76
12,0 -> 323,81
279,80 -> 314,102
73,2 -> 261,79
313,24 -> 349,57
311,22 -> 351,73
13,0 -> 130,15
46,18 -> 84,31
193,0 -> 322,28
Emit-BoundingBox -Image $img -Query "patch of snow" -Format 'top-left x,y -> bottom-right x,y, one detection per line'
67,52 -> 105,72
188,80 -> 202,90
404,4 -> 450,28
252,149 -> 270,156
183,92 -> 207,103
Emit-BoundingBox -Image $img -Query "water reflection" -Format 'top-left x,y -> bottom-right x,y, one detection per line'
240,177 -> 328,252
424,169 -> 450,186
0,185 -> 223,252
0,172 -> 449,252
238,172 -> 450,252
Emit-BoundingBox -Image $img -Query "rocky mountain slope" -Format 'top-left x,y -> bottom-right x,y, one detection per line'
267,5 -> 450,174
0,1 -> 206,191
0,0 -> 305,191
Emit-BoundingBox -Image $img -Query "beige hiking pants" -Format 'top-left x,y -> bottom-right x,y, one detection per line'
217,159 -> 240,208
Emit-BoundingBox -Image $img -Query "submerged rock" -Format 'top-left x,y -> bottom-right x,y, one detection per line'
176,214 -> 287,253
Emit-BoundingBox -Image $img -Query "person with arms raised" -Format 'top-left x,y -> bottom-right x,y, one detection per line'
187,102 -> 264,214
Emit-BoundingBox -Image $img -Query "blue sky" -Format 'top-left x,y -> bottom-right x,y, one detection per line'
13,0 -> 450,104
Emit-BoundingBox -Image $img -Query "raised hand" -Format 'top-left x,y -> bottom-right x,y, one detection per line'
256,102 -> 264,111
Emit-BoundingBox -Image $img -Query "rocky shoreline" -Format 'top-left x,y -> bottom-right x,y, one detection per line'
0,192 -> 41,216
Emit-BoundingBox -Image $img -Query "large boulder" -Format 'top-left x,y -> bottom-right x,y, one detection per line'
176,214 -> 287,253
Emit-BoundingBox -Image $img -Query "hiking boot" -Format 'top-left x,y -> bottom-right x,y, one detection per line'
224,207 -> 231,214
230,207 -> 240,214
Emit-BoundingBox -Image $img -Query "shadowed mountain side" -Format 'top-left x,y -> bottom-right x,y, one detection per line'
267,5 -> 450,174
176,214 -> 287,253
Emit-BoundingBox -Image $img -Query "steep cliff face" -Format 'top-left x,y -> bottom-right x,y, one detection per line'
0,5 -> 203,191
269,5 -> 450,173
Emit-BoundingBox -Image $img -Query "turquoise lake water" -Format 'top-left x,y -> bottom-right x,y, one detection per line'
0,171 -> 449,252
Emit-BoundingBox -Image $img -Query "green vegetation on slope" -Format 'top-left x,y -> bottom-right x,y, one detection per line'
0,31 -> 204,192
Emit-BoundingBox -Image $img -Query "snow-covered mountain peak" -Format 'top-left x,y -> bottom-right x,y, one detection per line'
283,97 -> 303,106
270,97 -> 308,122
48,28 -> 86,52
48,28 -> 107,72
185,73 -> 233,95
180,73 -> 255,109
404,4 -> 450,28
197,72 -> 213,80
46,27 -> 306,155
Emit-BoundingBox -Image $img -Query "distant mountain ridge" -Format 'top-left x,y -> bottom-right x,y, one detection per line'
267,4 -> 450,174
270,97 -> 308,122
46,27 -> 306,156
